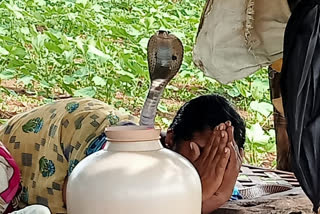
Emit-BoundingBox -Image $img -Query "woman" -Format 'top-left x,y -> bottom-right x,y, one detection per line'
165,94 -> 245,213
0,94 -> 245,214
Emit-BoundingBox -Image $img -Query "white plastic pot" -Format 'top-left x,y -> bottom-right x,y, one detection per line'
67,126 -> 202,214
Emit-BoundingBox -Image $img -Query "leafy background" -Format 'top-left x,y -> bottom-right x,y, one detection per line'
0,0 -> 276,167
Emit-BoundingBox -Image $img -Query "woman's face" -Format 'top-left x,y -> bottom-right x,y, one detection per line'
166,129 -> 213,163
167,128 -> 243,164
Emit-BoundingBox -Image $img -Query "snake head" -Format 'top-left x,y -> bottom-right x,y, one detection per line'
139,31 -> 184,127
147,30 -> 184,83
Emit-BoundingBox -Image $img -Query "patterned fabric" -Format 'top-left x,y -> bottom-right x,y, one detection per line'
0,142 -> 20,213
0,97 -> 138,214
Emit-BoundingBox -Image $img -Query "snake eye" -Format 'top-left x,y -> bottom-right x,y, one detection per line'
172,55 -> 177,60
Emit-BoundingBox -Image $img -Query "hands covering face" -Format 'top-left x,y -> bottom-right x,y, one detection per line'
189,122 -> 243,212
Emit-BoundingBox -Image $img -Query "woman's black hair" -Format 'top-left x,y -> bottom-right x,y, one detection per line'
169,94 -> 245,149
116,121 -> 137,126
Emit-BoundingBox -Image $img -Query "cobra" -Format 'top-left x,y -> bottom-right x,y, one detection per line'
139,30 -> 184,127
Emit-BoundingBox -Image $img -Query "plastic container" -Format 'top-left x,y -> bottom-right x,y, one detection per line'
67,126 -> 202,214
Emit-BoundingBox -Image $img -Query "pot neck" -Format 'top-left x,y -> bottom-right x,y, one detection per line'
105,140 -> 163,152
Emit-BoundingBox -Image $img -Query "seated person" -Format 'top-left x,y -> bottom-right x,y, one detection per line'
0,94 -> 245,214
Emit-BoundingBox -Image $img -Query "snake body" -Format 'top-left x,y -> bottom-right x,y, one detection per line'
139,30 -> 183,127
239,184 -> 293,199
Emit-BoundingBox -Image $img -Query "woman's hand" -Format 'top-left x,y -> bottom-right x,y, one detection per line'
202,124 -> 243,214
191,123 -> 230,201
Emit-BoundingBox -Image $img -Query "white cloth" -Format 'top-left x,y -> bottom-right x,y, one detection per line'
9,205 -> 51,214
193,0 -> 291,84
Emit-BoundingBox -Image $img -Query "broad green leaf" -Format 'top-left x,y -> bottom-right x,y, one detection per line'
111,26 -> 129,39
35,0 -> 46,6
74,87 -> 96,97
265,143 -> 276,153
252,79 -> 269,91
8,59 -> 24,68
251,86 -> 264,101
0,69 -> 16,80
250,101 -> 273,117
92,76 -> 106,86
63,75 -> 75,85
127,26 -> 140,37
117,69 -> 135,78
45,31 -> 59,43
92,4 -> 101,12
76,0 -> 88,6
18,76 -> 33,85
130,63 -> 145,76
0,46 -> 9,55
88,45 -> 110,59
227,87 -> 240,98
14,11 -> 24,20
5,3 -> 24,19
61,83 -> 74,95
143,17 -> 155,28
139,38 -> 149,49
10,47 -> 27,58
256,113 -> 264,123
173,32 -> 185,40
251,79 -> 269,100
32,34 -> 47,53
26,63 -> 37,71
20,27 -> 30,35
196,71 -> 205,82
40,80 -> 51,88
236,82 -> 250,98
150,8 -> 157,13
246,123 -> 270,144
63,50 -> 75,63
76,38 -> 86,54
268,129 -> 276,139
158,102 -> 168,113
73,68 -> 88,78
32,12 -> 44,22
0,27 -> 8,36
119,75 -> 134,83
67,13 -> 77,21
0,87 -> 17,96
